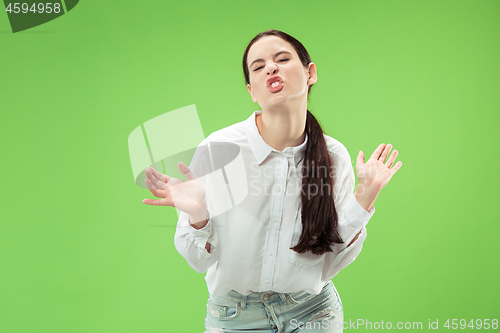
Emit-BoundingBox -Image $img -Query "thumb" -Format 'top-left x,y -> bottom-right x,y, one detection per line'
356,150 -> 365,166
177,161 -> 197,181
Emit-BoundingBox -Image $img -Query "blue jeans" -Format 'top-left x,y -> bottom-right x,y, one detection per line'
204,280 -> 343,333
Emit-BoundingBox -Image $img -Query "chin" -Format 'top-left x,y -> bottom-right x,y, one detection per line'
262,99 -> 289,110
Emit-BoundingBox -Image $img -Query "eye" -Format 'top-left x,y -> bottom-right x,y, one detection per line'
253,66 -> 263,72
278,58 -> 289,63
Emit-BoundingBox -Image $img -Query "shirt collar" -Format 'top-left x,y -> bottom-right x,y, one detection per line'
245,110 -> 308,166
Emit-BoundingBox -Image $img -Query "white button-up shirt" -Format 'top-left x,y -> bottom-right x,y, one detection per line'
174,110 -> 375,297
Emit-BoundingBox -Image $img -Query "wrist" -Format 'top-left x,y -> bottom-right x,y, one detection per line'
189,203 -> 208,221
355,181 -> 380,195
188,210 -> 210,229
354,183 -> 380,212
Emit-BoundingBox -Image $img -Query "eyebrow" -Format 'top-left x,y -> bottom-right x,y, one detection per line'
249,50 -> 292,69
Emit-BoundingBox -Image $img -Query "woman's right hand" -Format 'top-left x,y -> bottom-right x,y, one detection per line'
142,162 -> 208,220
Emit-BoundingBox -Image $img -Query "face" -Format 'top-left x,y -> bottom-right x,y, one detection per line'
246,36 -> 317,110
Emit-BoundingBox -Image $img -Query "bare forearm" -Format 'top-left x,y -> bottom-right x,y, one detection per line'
188,215 -> 209,229
354,183 -> 380,212
188,207 -> 210,229
347,184 -> 378,248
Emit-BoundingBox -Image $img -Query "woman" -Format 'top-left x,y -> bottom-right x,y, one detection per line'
143,30 -> 402,332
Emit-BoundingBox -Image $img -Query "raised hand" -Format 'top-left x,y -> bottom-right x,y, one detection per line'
354,143 -> 402,211
142,162 -> 208,220
356,143 -> 402,191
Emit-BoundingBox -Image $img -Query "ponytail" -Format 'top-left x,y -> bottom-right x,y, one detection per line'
290,110 -> 343,255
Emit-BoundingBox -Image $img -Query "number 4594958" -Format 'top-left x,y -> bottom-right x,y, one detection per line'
5,3 -> 62,14
444,319 -> 498,329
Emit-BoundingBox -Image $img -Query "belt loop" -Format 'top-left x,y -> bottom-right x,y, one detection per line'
241,294 -> 247,310
279,292 -> 287,302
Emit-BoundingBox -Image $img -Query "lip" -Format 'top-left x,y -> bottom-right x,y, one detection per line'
266,76 -> 283,88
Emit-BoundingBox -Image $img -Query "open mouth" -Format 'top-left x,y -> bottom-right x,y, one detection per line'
267,76 -> 283,93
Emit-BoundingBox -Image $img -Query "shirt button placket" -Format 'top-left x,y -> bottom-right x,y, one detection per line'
260,155 -> 288,291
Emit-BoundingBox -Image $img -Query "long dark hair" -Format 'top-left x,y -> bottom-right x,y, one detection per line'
242,30 -> 343,255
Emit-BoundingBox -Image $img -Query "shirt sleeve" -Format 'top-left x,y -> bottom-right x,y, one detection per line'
323,149 -> 375,280
174,210 -> 219,273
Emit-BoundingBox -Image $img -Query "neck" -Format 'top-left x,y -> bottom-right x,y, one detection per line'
256,102 -> 307,152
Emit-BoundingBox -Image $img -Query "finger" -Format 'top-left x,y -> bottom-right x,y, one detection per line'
391,161 -> 403,174
145,177 -> 158,190
178,161 -> 198,181
145,179 -> 165,197
379,143 -> 392,163
370,143 -> 386,160
144,167 -> 159,186
142,198 -> 168,206
145,177 -> 164,191
356,150 -> 365,166
149,166 -> 169,183
145,168 -> 166,190
145,166 -> 161,182
145,180 -> 164,198
386,149 -> 398,168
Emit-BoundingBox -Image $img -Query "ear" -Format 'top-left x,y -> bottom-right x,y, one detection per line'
306,62 -> 318,86
247,84 -> 257,103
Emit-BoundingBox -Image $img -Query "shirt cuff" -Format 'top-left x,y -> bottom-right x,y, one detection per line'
344,193 -> 375,228
187,218 -> 217,254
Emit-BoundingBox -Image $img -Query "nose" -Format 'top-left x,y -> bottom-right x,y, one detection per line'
266,61 -> 278,75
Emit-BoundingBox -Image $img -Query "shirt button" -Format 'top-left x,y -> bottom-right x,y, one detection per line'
269,252 -> 273,256
265,280 -> 270,284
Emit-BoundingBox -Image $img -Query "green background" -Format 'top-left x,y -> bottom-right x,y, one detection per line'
1,0 -> 499,332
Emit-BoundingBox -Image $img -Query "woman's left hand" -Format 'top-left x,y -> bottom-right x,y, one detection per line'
356,143 -> 402,192
353,143 -> 402,212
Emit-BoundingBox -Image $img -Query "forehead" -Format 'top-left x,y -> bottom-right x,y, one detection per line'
247,36 -> 297,62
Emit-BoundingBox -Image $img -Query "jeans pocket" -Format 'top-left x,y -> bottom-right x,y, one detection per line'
286,292 -> 317,305
287,281 -> 334,306
289,209 -> 326,269
207,298 -> 241,321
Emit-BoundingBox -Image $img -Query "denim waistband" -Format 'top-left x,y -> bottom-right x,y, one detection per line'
211,280 -> 333,307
